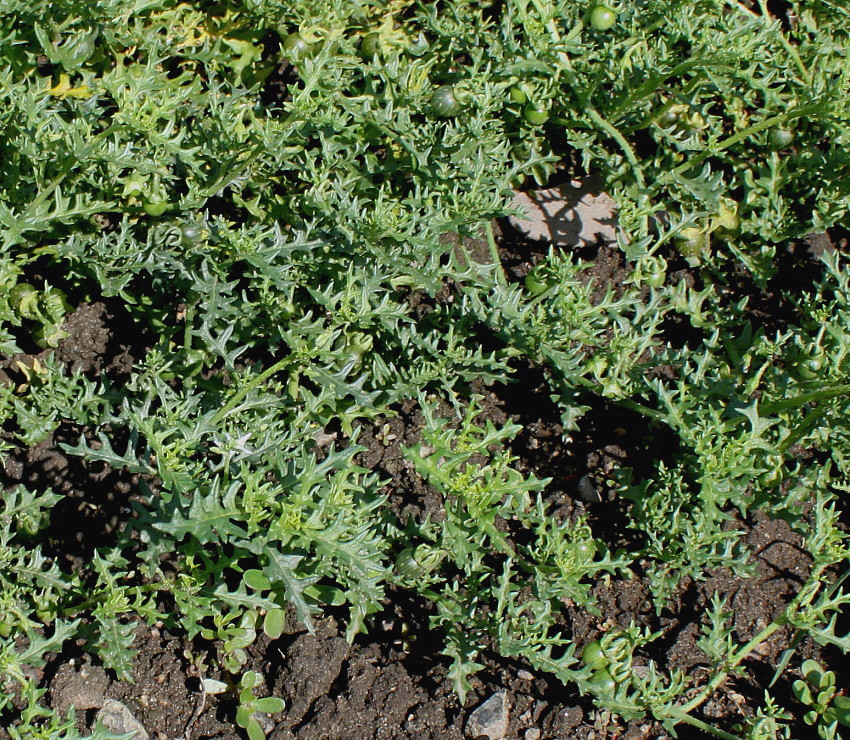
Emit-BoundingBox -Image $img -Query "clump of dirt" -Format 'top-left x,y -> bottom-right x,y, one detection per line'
269,617 -> 463,739
54,303 -> 112,374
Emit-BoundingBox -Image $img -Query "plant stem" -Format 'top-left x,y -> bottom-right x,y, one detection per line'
567,376 -> 669,423
484,221 -> 507,286
544,16 -> 649,238
761,384 -> 850,415
183,301 -> 195,355
199,142 -> 264,199
584,107 -> 650,239
616,396 -> 668,423
778,405 -> 827,454
585,108 -> 647,194
678,620 -> 782,716
211,356 -> 292,426
659,104 -> 822,186
577,380 -> 848,434
664,705 -> 743,740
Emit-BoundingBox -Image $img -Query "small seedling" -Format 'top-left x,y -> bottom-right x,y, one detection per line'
792,660 -> 850,739
235,671 -> 285,740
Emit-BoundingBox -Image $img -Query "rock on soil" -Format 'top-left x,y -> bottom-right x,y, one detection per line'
466,691 -> 510,739
508,179 -> 618,246
96,700 -> 150,739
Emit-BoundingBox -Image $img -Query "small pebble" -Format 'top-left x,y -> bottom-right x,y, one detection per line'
632,665 -> 650,679
466,691 -> 510,739
517,669 -> 534,681
253,712 -> 276,734
577,474 -> 601,502
525,730 -> 542,740
96,700 -> 150,739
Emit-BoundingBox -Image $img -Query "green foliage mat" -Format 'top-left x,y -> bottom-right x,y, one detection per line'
1,1 -> 849,737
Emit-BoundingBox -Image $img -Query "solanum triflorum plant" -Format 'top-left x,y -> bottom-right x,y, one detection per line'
399,394 -> 629,698
0,0 -> 849,736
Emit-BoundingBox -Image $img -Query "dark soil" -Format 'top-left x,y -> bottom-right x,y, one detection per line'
2,222 -> 842,740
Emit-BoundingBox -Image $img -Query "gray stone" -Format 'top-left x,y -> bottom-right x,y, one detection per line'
466,691 -> 510,739
577,474 -> 601,503
252,711 -> 277,734
96,700 -> 150,739
508,179 -> 618,247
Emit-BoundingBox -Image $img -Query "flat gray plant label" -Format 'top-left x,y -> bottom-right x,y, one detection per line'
508,178 -> 618,246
